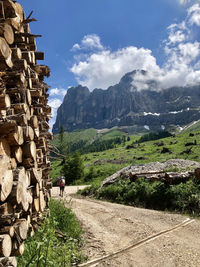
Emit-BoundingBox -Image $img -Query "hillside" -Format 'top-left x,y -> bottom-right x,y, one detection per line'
52,127 -> 127,155
51,124 -> 200,186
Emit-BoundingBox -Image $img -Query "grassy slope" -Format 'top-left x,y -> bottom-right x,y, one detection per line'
51,125 -> 200,186
52,128 -> 98,147
50,128 -> 128,183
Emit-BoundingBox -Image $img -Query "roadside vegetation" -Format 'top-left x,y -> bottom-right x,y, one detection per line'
18,199 -> 86,267
80,177 -> 200,216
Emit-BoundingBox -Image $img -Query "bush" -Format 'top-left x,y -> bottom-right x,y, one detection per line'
49,199 -> 83,240
81,177 -> 200,216
18,199 -> 86,267
84,167 -> 98,182
169,179 -> 200,213
137,131 -> 172,143
62,152 -> 84,184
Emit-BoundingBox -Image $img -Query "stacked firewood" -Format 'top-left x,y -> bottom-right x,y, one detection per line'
0,1 -> 52,265
129,171 -> 197,184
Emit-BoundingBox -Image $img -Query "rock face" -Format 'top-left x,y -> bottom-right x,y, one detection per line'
53,70 -> 200,134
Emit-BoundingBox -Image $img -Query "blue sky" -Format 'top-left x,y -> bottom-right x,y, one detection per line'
18,0 -> 200,129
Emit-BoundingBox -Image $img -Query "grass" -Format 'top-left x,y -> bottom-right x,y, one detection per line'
51,126 -> 200,187
18,199 -> 86,267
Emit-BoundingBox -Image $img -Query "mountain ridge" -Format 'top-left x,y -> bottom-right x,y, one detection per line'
53,70 -> 200,134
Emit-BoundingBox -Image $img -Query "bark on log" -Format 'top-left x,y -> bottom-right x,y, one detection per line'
0,257 -> 17,267
11,146 -> 22,163
11,241 -> 24,256
2,0 -> 18,19
14,220 -> 28,240
7,114 -> 27,126
34,51 -> 44,60
11,47 -> 22,60
0,203 -> 13,216
0,226 -> 14,237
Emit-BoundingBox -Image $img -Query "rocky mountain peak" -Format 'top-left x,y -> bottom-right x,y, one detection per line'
52,70 -> 200,134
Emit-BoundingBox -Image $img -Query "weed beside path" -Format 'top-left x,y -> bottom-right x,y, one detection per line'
18,199 -> 86,267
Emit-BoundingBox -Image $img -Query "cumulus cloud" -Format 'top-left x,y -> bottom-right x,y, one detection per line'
49,88 -> 67,96
188,3 -> 200,26
72,34 -> 104,51
48,92 -> 67,131
70,2 -> 200,91
168,30 -> 186,44
71,47 -> 159,89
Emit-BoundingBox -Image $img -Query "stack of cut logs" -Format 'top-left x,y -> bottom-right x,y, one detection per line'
0,1 -> 52,266
129,170 -> 198,184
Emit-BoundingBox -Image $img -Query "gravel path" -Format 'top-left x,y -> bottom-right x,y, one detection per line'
52,186 -> 200,267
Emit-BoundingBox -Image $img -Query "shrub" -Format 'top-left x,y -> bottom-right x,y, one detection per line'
62,152 -> 84,184
80,177 -> 200,216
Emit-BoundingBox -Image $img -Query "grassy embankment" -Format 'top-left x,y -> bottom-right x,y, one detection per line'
18,199 -> 86,267
51,124 -> 200,187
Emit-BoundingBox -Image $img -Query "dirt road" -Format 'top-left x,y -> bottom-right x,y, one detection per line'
52,186 -> 200,267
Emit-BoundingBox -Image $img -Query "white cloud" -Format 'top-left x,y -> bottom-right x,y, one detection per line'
168,30 -> 186,44
72,44 -> 81,50
48,98 -> 62,111
49,88 -> 67,96
179,0 -> 188,4
70,1 -> 200,92
71,47 -> 159,90
188,3 -> 200,26
72,34 -> 104,51
48,98 -> 62,131
179,0 -> 197,5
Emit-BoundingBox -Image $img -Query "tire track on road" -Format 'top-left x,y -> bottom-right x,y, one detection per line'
79,218 -> 194,267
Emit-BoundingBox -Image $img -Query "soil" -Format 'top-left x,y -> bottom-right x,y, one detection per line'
52,186 -> 200,267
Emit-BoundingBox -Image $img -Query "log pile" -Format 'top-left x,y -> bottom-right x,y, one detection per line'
0,1 -> 52,265
129,171 -> 195,184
